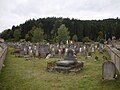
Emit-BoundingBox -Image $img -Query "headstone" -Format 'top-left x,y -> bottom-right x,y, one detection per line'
91,44 -> 95,53
46,54 -> 52,59
102,60 -> 116,80
79,46 -> 86,57
23,47 -> 28,55
79,47 -> 82,52
56,49 -> 77,66
107,38 -> 112,44
64,49 -> 77,62
39,44 -> 50,58
112,36 -> 116,47
98,44 -> 103,53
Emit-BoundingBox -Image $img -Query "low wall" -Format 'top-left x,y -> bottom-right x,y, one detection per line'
106,45 -> 120,73
0,44 -> 7,73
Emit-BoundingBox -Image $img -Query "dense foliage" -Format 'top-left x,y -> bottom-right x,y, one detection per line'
0,17 -> 120,42
31,27 -> 44,43
56,24 -> 70,44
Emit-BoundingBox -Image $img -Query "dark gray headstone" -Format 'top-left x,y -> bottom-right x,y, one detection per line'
64,49 -> 77,62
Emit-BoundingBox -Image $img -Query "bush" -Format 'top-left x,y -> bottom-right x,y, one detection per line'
82,37 -> 92,43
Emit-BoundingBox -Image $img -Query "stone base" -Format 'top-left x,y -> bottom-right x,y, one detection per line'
47,61 -> 84,74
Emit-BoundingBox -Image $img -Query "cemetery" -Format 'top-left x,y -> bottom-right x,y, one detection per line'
1,40 -> 120,90
1,0 -> 120,88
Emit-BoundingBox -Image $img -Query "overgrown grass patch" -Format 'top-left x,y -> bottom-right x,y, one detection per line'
0,48 -> 120,90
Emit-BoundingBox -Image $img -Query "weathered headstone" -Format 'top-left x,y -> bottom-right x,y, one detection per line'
98,44 -> 103,53
107,38 -> 112,45
64,49 -> 77,62
102,60 -> 116,80
56,49 -> 77,67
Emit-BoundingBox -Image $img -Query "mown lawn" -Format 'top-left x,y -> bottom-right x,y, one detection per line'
0,48 -> 120,90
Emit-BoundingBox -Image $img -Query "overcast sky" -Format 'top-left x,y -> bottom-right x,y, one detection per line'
0,0 -> 120,32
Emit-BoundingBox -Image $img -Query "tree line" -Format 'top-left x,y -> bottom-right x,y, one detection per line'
0,17 -> 120,43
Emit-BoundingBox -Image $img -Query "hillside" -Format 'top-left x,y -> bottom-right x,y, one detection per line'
0,17 -> 120,42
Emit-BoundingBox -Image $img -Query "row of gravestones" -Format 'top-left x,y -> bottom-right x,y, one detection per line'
8,42 -> 104,59
8,41 -> 116,80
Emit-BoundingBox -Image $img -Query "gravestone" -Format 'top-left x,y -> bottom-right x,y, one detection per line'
39,45 -> 50,58
23,46 -> 28,55
54,49 -> 84,73
46,54 -> 52,59
111,36 -> 116,47
79,46 -> 86,57
107,38 -> 112,45
64,49 -> 77,62
98,44 -> 103,53
90,44 -> 95,54
56,49 -> 77,67
34,45 -> 39,57
102,60 -> 116,80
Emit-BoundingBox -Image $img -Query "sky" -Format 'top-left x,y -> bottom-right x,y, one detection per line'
0,0 -> 120,32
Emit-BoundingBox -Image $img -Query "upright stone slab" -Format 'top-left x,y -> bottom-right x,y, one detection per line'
56,49 -> 78,68
102,60 -> 116,80
64,49 -> 77,62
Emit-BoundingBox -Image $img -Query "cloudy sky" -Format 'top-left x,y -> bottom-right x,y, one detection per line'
0,0 -> 120,32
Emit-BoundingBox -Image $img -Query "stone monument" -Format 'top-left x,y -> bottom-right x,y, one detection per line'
102,60 -> 116,80
47,49 -> 84,73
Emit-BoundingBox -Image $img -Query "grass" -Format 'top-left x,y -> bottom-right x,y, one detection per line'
116,41 -> 120,45
0,48 -> 120,90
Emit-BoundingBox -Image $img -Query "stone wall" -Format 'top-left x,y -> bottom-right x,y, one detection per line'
106,45 -> 120,73
0,44 -> 7,73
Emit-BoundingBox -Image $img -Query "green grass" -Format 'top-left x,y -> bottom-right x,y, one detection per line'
0,48 -> 120,90
116,41 -> 120,45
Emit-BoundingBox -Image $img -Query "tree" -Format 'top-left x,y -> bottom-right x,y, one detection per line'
31,27 -> 44,43
25,31 -> 33,41
51,19 -> 63,42
72,34 -> 78,42
56,24 -> 70,44
97,31 -> 105,43
1,17 -> 120,42
13,28 -> 21,41
25,34 -> 30,41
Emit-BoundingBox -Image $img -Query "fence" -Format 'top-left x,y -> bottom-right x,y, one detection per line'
106,45 -> 120,73
0,44 -> 7,73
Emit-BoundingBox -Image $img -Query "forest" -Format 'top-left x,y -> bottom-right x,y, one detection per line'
0,17 -> 120,43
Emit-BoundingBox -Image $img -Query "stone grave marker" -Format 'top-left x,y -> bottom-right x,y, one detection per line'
64,49 -> 77,62
51,49 -> 84,73
98,44 -> 103,53
102,60 -> 116,80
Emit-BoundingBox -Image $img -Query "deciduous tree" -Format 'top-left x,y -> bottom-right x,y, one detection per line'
57,24 -> 70,44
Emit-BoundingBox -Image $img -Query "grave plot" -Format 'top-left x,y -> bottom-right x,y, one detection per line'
47,49 -> 84,74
